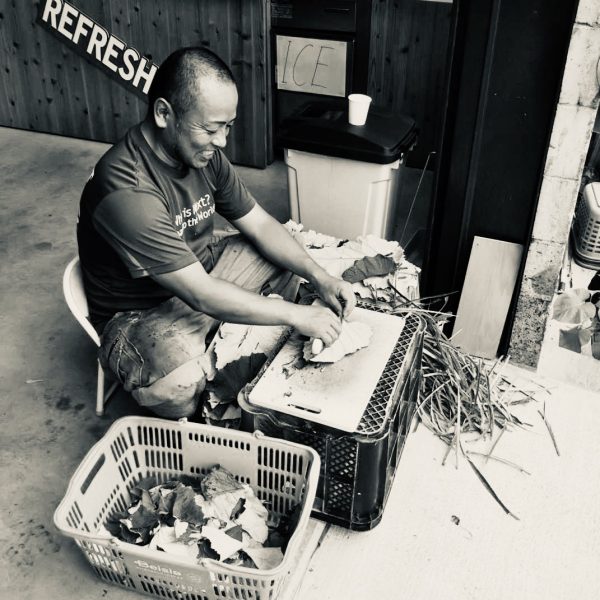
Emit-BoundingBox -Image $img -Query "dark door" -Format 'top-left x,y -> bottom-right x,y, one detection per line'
422,0 -> 578,353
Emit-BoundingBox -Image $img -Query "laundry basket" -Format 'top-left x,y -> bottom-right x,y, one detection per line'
572,182 -> 600,269
53,416 -> 320,600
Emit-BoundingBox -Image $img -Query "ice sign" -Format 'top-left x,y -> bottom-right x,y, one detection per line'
276,35 -> 347,97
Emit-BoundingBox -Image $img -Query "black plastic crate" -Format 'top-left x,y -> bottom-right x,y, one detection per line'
240,308 -> 424,531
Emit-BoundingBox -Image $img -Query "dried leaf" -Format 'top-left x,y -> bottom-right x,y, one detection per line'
236,493 -> 269,543
127,490 -> 160,532
558,327 -> 584,353
200,524 -> 244,560
201,466 -> 245,500
342,254 -> 397,283
206,353 -> 267,402
213,323 -> 287,371
243,546 -> 284,570
230,498 -> 245,520
552,288 -> 596,323
588,271 -> 600,291
225,524 -> 244,541
172,486 -> 206,526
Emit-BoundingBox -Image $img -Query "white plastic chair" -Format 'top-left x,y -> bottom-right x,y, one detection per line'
63,257 -> 118,416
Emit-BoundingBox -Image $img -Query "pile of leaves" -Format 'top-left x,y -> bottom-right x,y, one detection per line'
552,271 -> 600,357
103,466 -> 299,570
284,221 -> 420,304
201,319 -> 287,427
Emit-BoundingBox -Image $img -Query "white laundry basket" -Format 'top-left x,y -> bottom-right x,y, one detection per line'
572,182 -> 600,269
53,417 -> 320,600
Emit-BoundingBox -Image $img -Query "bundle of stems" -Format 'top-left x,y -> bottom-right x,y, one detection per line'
388,297 -> 535,448
389,297 -> 546,519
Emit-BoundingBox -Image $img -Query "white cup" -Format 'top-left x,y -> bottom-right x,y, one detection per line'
348,94 -> 372,126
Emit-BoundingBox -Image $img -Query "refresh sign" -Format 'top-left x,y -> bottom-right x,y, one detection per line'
37,0 -> 158,98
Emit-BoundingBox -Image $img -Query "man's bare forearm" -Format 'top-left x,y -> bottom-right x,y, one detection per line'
238,210 -> 330,287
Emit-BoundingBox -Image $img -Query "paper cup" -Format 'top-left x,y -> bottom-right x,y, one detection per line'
348,94 -> 372,126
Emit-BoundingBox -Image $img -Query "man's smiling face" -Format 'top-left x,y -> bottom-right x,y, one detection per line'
166,76 -> 238,169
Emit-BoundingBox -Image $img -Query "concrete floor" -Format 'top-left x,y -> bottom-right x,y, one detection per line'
2,125 -> 597,600
0,125 -> 293,600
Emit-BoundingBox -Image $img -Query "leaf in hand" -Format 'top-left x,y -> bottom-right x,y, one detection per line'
341,254 -> 396,283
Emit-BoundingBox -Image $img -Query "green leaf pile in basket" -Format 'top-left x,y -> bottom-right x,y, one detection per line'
101,465 -> 299,570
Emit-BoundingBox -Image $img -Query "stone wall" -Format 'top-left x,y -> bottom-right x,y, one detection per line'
509,0 -> 600,367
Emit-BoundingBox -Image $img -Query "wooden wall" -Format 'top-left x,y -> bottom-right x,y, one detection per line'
0,0 -> 270,167
1,1 -> 451,169
368,0 -> 453,167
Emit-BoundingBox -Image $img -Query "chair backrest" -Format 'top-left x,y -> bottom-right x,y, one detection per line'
63,256 -> 101,347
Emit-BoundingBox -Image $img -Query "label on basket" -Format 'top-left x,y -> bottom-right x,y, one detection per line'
248,308 -> 405,432
124,553 -> 213,595
132,559 -> 183,577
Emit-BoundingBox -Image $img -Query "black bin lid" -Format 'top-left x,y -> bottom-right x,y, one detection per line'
278,101 -> 418,164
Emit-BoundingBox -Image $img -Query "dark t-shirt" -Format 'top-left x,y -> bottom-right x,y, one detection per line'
77,124 -> 255,330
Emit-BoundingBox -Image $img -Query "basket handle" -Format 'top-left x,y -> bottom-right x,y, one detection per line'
80,453 -> 106,494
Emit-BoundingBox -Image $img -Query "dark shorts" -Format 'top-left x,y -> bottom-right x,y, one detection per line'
99,234 -> 299,419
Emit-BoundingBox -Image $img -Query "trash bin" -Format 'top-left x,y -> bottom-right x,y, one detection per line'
279,101 -> 418,240
572,181 -> 600,269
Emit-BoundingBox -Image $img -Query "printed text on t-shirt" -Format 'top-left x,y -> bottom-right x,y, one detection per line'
174,194 -> 215,236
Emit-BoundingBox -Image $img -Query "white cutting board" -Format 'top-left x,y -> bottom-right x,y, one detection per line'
248,308 -> 405,432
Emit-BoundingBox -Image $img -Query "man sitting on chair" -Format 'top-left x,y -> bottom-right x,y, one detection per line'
77,46 -> 355,419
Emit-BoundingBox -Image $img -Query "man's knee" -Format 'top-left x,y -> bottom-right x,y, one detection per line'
136,392 -> 199,419
131,356 -> 209,420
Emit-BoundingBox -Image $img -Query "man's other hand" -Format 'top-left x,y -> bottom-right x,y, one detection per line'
313,273 -> 357,320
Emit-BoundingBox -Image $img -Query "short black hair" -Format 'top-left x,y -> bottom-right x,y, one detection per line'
146,47 -> 235,119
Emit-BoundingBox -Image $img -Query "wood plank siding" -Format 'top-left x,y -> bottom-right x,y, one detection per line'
0,0 -> 270,167
368,0 -> 453,167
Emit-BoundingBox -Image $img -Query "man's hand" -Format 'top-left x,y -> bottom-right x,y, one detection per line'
312,273 -> 357,320
290,304 -> 344,347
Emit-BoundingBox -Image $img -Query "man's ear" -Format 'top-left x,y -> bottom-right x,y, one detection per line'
153,97 -> 174,129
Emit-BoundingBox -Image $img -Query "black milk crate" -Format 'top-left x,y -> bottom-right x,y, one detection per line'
240,308 -> 424,531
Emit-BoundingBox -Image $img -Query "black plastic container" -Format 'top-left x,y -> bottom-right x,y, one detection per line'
277,100 -> 419,164
240,306 -> 424,530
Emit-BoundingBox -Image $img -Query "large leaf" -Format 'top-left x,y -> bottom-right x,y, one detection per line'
558,328 -> 584,353
341,254 -> 396,283
201,466 -> 245,499
558,326 -> 593,353
552,288 -> 596,323
206,353 -> 267,401
172,485 -> 206,526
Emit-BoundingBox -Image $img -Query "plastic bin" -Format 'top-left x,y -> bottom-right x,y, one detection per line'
240,306 -> 424,530
279,101 -> 418,240
53,417 -> 320,600
572,182 -> 600,269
